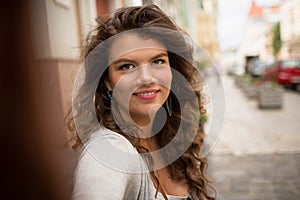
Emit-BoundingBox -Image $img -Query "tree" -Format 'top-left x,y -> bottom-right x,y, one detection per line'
272,22 -> 281,57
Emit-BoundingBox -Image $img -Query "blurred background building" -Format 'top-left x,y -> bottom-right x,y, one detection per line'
280,0 -> 300,59
152,0 -> 220,63
221,0 -> 300,75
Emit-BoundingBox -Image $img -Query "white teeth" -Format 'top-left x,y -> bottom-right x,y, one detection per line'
137,92 -> 155,96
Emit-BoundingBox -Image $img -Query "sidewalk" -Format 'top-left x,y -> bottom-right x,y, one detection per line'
206,75 -> 300,199
208,153 -> 300,200
210,75 -> 300,157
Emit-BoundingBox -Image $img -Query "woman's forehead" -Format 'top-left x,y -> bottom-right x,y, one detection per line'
108,34 -> 166,62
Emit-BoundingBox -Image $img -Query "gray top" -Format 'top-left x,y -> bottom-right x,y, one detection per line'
72,127 -> 189,200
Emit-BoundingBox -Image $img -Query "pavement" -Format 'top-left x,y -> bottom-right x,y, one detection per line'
208,154 -> 300,200
205,74 -> 300,199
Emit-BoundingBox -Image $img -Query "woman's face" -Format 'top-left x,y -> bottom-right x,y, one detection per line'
105,34 -> 172,126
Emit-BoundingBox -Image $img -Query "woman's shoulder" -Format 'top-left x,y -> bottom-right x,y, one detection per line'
72,127 -> 148,199
77,126 -> 143,173
86,126 -> 137,153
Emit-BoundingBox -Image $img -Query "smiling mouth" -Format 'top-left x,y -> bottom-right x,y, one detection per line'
133,89 -> 160,98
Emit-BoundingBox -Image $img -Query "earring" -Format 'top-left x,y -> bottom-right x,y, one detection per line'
107,91 -> 112,101
166,96 -> 172,117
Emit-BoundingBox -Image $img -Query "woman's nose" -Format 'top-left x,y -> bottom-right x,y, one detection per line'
137,65 -> 154,85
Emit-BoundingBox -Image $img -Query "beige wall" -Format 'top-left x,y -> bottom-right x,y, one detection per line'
30,0 -> 82,137
77,0 -> 98,46
57,60 -> 80,115
31,0 -> 80,60
196,0 -> 220,63
280,0 -> 300,59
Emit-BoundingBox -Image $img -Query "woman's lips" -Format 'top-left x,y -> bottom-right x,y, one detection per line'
133,89 -> 160,100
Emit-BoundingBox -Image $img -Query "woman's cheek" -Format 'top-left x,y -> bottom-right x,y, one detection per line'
153,67 -> 172,89
111,73 -> 136,106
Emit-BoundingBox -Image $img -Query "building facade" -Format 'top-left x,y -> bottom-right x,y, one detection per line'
280,0 -> 300,59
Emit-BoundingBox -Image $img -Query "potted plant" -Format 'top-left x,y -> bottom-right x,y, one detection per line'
245,77 -> 261,99
258,81 -> 283,109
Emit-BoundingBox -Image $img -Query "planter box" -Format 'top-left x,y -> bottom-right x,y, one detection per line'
244,83 -> 258,99
258,84 -> 283,109
234,76 -> 244,88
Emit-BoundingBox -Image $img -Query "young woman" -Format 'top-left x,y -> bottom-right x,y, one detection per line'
69,4 -> 215,200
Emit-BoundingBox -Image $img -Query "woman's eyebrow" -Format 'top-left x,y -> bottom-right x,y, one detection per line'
110,58 -> 135,66
151,52 -> 168,60
110,52 -> 168,66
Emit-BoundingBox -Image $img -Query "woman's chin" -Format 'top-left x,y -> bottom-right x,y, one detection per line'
130,104 -> 167,128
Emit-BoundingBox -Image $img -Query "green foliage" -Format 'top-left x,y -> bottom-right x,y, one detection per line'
200,114 -> 208,124
272,22 -> 282,57
198,62 -> 206,71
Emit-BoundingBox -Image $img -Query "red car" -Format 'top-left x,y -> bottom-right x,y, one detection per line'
263,59 -> 300,89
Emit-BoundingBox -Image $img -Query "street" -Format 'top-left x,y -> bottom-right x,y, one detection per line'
206,74 -> 300,199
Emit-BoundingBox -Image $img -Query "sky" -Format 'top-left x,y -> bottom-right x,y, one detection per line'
217,0 -> 282,51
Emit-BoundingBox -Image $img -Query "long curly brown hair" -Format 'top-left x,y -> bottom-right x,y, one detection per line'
67,4 -> 215,200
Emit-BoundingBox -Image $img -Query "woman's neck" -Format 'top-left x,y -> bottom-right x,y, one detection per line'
140,135 -> 159,152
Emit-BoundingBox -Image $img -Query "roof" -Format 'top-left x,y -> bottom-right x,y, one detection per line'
248,1 -> 263,18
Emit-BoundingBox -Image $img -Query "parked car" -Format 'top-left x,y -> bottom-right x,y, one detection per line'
263,59 -> 300,89
250,59 -> 272,77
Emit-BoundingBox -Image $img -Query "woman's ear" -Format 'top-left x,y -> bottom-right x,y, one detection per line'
104,80 -> 112,91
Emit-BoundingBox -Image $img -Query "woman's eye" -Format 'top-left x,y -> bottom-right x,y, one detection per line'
152,59 -> 166,65
119,64 -> 135,70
